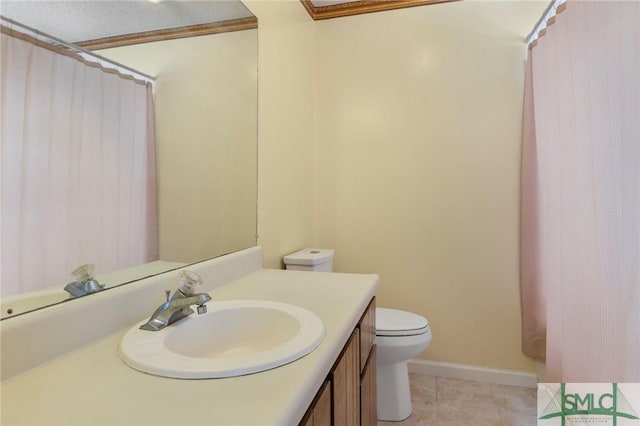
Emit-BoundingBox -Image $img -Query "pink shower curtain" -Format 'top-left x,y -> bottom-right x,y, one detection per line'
521,1 -> 639,382
1,28 -> 158,296
520,49 -> 546,362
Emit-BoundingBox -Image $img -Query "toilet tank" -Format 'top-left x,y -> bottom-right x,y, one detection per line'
283,249 -> 334,272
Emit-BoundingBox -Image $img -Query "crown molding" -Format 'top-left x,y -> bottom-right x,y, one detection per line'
76,16 -> 258,50
300,0 -> 460,20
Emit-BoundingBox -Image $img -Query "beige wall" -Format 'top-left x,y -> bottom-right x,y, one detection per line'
250,0 -> 546,372
313,1 -> 544,372
100,31 -> 258,263
244,1 -> 317,269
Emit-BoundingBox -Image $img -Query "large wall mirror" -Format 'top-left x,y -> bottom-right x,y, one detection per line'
0,1 -> 258,319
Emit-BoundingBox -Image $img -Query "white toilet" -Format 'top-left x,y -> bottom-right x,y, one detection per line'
283,249 -> 432,422
375,307 -> 431,421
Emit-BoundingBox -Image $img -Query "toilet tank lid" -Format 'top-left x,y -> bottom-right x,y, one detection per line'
376,308 -> 429,334
283,248 -> 334,265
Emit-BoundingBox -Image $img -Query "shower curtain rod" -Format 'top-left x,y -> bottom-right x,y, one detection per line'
526,0 -> 566,45
0,15 -> 156,83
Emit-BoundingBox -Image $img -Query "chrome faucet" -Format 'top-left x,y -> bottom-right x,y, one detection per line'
64,264 -> 104,298
140,270 -> 211,331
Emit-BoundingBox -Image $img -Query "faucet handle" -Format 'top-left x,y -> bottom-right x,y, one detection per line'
71,264 -> 95,283
164,290 -> 171,302
178,270 -> 202,295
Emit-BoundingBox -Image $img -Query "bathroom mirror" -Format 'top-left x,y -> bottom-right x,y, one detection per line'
0,1 -> 258,319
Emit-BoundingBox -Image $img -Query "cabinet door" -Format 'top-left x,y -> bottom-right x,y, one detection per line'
359,298 -> 376,375
360,346 -> 377,426
300,380 -> 331,426
332,329 -> 360,426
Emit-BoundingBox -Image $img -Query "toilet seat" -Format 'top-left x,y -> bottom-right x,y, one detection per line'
376,308 -> 429,337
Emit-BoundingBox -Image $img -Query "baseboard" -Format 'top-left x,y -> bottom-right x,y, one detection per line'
408,359 -> 538,389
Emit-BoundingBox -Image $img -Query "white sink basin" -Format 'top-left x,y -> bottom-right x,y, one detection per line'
119,300 -> 325,379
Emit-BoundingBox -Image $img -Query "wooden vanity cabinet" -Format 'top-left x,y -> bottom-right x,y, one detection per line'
333,329 -> 360,425
301,380 -> 331,426
359,298 -> 375,375
359,298 -> 377,425
360,346 -> 377,425
301,297 -> 377,426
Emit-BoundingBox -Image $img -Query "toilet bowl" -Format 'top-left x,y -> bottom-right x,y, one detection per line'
283,249 -> 432,422
376,308 -> 432,421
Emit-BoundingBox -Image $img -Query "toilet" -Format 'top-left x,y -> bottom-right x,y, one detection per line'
283,248 -> 335,272
283,249 -> 432,422
375,307 -> 431,421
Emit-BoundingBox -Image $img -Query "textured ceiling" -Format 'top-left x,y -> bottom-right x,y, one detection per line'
0,0 -> 254,44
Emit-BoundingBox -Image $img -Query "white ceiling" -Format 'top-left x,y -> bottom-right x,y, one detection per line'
0,0 -> 254,44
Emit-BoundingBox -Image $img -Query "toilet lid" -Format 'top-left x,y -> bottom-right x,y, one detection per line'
376,308 -> 429,337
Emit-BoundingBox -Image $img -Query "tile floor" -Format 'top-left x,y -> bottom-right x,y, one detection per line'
378,374 -> 537,426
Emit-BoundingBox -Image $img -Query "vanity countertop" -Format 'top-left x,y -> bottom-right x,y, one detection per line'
0,269 -> 378,426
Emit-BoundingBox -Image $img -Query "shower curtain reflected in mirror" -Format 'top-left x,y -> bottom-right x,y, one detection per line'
1,27 -> 158,297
